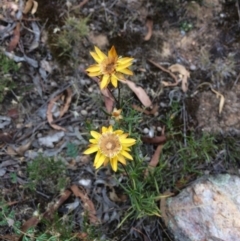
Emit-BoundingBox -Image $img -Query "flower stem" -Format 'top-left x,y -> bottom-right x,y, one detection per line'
119,163 -> 135,188
117,84 -> 121,108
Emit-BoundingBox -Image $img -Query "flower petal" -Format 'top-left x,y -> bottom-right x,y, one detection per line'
91,131 -> 101,139
117,68 -> 133,76
111,74 -> 118,87
110,156 -> 118,171
100,74 -> 110,89
101,126 -> 108,133
120,138 -> 136,145
115,72 -> 125,80
89,138 -> 98,144
103,157 -> 109,166
84,145 -> 99,154
114,130 -> 124,135
88,71 -> 102,77
86,64 -> 101,73
94,46 -> 107,60
117,154 -> 126,165
94,152 -> 106,169
108,46 -> 118,59
120,150 -> 133,160
107,126 -> 113,132
90,52 -> 102,63
119,133 -> 129,139
116,62 -> 133,71
117,57 -> 134,64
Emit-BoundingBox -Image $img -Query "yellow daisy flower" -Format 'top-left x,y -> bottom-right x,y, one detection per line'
86,46 -> 134,89
111,108 -> 123,121
84,126 -> 136,172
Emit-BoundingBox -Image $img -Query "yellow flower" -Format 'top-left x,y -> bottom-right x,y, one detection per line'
84,126 -> 136,171
111,108 -> 123,121
86,46 -> 134,89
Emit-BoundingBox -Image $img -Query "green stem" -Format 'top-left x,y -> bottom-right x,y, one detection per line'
117,84 -> 121,108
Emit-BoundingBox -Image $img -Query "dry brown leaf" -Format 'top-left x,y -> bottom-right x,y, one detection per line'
47,94 -> 66,131
132,104 -> 158,115
6,146 -> 17,156
196,82 -> 225,114
14,141 -> 32,156
160,190 -> 175,226
141,135 -> 166,144
101,88 -> 115,113
23,0 -> 33,14
80,67 -> 115,113
59,88 -> 72,117
71,185 -> 99,224
144,17 -> 153,41
121,79 -> 152,107
0,132 -> 13,143
168,64 -> 190,92
147,59 -> 178,84
7,22 -> 20,52
161,81 -> 179,87
144,144 -> 164,177
31,1 -> 38,14
210,88 -> 225,114
21,190 -> 71,235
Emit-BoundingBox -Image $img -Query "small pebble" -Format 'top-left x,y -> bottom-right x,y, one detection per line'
88,87 -> 93,92
81,110 -> 88,116
79,179 -> 92,187
149,127 -> 155,138
157,126 -> 162,132
109,119 -> 115,126
190,64 -> 197,71
143,128 -> 149,134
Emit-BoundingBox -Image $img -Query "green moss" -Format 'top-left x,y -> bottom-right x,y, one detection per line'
0,51 -> 19,102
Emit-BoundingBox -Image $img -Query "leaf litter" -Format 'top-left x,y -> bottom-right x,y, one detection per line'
0,0 -> 240,240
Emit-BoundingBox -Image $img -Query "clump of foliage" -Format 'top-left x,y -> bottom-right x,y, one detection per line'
0,51 -> 19,102
26,156 -> 69,193
0,200 -> 21,234
53,16 -> 88,58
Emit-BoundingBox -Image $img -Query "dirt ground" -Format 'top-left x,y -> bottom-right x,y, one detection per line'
1,0 -> 240,240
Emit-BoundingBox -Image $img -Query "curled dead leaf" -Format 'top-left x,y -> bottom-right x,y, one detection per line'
101,88 -> 115,113
144,144 -> 164,178
79,67 -> 115,112
141,135 -> 166,144
168,64 -> 190,92
23,0 -> 33,14
144,17 -> 153,41
147,59 -> 178,84
14,141 -> 32,156
47,88 -> 72,131
70,185 -> 99,224
7,22 -> 20,52
59,88 -> 72,117
120,79 -> 152,107
196,82 -> 225,114
132,104 -> 158,115
47,94 -> 66,131
31,1 -> 38,14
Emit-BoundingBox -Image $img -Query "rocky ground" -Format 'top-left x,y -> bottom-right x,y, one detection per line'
1,0 -> 240,240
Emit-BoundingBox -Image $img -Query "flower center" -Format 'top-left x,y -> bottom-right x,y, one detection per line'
101,57 -> 117,75
99,133 -> 122,158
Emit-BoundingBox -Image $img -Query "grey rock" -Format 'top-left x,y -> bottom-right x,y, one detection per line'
162,174 -> 240,241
